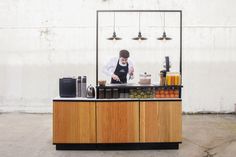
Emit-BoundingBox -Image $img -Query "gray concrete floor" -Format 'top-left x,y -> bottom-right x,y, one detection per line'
0,113 -> 236,157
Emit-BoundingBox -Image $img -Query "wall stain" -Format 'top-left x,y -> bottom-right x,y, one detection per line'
39,26 -> 55,63
40,28 -> 50,37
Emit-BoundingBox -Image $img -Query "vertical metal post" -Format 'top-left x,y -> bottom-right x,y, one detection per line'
180,11 -> 182,78
179,11 -> 182,98
96,11 -> 99,87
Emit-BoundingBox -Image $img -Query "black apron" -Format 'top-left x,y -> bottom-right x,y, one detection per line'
111,60 -> 129,84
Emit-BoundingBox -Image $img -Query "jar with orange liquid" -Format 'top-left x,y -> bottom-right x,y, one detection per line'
166,72 -> 181,86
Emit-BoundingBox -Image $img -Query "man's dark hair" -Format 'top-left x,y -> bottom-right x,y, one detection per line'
119,50 -> 130,58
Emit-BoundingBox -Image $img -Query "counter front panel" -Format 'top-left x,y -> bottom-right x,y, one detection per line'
53,98 -> 182,150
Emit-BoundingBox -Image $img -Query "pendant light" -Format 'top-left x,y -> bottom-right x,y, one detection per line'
107,12 -> 122,41
132,12 -> 147,41
157,12 -> 172,41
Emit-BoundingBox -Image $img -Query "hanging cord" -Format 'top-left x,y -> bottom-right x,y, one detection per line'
163,12 -> 165,32
156,0 -> 163,30
113,12 -> 115,32
138,12 -> 141,32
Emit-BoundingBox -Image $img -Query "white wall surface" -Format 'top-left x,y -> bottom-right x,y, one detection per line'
0,0 -> 236,113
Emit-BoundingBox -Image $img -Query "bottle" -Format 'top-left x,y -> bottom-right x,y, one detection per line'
160,71 -> 166,86
81,76 -> 87,98
77,76 -> 81,97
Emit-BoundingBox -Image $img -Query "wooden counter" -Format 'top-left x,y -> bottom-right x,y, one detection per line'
96,101 -> 139,143
53,98 -> 182,150
53,101 -> 96,143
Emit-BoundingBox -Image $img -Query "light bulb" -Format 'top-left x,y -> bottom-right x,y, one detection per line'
138,38 -> 142,43
112,38 -> 116,43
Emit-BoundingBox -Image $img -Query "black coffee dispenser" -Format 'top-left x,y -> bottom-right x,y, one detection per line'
59,78 -> 76,97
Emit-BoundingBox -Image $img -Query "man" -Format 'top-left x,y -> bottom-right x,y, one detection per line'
103,49 -> 134,84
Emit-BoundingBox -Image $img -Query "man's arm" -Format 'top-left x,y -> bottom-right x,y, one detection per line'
102,57 -> 116,77
102,57 -> 121,82
128,59 -> 135,75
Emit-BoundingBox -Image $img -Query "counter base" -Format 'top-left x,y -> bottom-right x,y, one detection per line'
54,142 -> 181,150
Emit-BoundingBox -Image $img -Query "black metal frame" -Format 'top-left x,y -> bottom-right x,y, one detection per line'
96,10 -> 182,95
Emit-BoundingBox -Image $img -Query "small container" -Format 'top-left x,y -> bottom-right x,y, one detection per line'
98,88 -> 105,99
105,89 -> 112,99
119,93 -> 125,98
139,72 -> 151,84
112,88 -> 119,98
98,80 -> 106,86
160,72 -> 165,86
119,89 -> 125,98
124,89 -> 129,98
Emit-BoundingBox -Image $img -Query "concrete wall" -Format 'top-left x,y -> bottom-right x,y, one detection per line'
0,0 -> 236,113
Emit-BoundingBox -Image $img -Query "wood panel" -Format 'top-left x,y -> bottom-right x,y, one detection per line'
53,101 -> 96,143
96,101 -> 139,143
140,101 -> 182,142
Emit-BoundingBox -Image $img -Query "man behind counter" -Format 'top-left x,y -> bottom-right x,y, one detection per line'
103,49 -> 134,84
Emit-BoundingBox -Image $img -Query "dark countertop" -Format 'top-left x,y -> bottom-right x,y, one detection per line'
97,83 -> 183,88
53,97 -> 182,102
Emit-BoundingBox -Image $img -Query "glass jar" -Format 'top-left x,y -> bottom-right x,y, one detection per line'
159,71 -> 166,86
166,72 -> 181,85
98,88 -> 105,99
105,88 -> 112,99
112,88 -> 119,98
119,88 -> 125,98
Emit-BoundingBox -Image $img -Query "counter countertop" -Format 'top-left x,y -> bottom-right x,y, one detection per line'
97,83 -> 183,88
53,97 -> 182,102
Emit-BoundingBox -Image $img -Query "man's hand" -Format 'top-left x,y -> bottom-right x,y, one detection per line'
129,67 -> 134,76
112,74 -> 120,82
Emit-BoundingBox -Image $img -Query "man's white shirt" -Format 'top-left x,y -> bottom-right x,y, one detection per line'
102,57 -> 134,77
